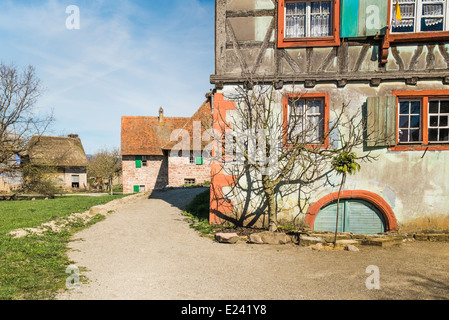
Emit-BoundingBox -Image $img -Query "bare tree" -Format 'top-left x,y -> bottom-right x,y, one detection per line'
214,81 -> 375,232
0,63 -> 53,174
87,148 -> 122,195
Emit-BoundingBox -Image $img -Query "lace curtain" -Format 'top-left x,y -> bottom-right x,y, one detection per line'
285,1 -> 331,38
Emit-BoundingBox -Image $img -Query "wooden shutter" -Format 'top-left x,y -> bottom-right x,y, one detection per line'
195,157 -> 203,165
133,185 -> 139,192
366,96 -> 397,147
135,156 -> 142,168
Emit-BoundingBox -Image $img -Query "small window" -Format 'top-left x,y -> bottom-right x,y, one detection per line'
278,0 -> 340,48
391,90 -> 449,150
184,178 -> 196,185
189,153 -> 195,164
142,155 -> 147,167
398,100 -> 422,143
140,185 -> 145,192
391,0 -> 449,34
285,1 -> 332,38
71,175 -> 80,189
288,97 -> 324,143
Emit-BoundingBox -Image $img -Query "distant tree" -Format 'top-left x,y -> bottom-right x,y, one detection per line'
0,63 -> 53,174
87,148 -> 122,194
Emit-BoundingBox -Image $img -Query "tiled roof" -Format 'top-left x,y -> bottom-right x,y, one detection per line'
162,100 -> 212,151
121,116 -> 188,156
121,100 -> 212,156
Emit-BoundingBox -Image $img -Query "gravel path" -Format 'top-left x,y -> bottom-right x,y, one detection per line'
57,187 -> 449,300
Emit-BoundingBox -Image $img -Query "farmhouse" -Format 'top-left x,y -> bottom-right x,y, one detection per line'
23,134 -> 89,190
121,99 -> 212,194
209,0 -> 449,234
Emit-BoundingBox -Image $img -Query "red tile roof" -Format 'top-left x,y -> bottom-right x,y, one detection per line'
121,100 -> 212,156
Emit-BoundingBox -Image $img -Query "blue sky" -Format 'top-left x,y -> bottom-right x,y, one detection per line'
0,0 -> 215,154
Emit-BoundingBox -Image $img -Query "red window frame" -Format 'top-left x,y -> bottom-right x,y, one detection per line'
382,0 -> 449,62
277,0 -> 341,48
391,90 -> 449,151
282,92 -> 330,148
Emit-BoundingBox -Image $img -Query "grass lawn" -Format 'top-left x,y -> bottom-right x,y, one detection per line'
182,189 -> 220,237
0,194 -> 127,300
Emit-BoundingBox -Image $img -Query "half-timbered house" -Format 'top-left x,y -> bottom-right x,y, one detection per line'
209,0 -> 449,234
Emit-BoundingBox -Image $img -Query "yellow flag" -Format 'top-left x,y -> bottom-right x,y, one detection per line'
395,1 -> 402,21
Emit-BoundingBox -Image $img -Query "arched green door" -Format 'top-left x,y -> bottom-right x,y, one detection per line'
314,199 -> 385,235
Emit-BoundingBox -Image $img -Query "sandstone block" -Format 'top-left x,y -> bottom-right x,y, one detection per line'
215,232 -> 239,244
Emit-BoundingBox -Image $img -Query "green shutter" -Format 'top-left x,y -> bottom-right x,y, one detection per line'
366,96 -> 397,147
341,0 -> 359,38
133,185 -> 139,192
341,0 -> 388,38
135,156 -> 142,168
195,157 -> 203,165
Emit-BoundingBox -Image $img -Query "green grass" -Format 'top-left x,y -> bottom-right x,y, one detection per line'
183,189 -> 218,237
0,194 -> 127,300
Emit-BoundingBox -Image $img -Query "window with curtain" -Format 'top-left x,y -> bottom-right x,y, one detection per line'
391,0 -> 448,33
285,1 -> 332,38
288,98 -> 324,143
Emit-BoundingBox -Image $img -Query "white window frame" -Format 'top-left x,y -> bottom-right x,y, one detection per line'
288,97 -> 324,143
284,0 -> 334,38
398,99 -> 422,144
428,99 -> 449,143
391,0 -> 449,33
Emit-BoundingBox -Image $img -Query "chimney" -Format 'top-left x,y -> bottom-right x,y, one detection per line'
158,107 -> 164,123
68,133 -> 79,139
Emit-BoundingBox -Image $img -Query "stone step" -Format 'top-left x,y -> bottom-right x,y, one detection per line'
360,236 -> 403,247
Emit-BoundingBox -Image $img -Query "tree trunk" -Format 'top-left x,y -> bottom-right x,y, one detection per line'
262,175 -> 277,232
334,173 -> 346,244
109,177 -> 113,195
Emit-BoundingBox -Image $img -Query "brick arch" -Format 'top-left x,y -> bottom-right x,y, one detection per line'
305,190 -> 398,232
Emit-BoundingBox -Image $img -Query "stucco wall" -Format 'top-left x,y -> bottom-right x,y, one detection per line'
214,81 -> 449,232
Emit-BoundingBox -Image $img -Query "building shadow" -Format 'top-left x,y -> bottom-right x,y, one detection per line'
147,186 -> 209,212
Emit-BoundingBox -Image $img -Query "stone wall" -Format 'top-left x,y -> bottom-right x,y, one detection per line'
122,155 -> 168,194
168,155 -> 211,187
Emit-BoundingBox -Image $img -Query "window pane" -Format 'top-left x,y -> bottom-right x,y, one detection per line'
400,101 -> 410,114
399,129 -> 409,142
392,2 -> 415,33
441,100 -> 449,113
440,129 -> 449,141
399,115 -> 409,128
410,115 -> 420,128
307,100 -> 323,114
285,2 -> 306,38
410,129 -> 420,141
429,128 -> 439,141
429,100 -> 439,113
421,18 -> 444,31
430,115 -> 439,127
422,3 -> 443,16
440,115 -> 448,127
410,101 -> 421,114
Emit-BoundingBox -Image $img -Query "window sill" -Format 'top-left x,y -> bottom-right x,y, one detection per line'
389,144 -> 449,151
278,36 -> 340,48
388,31 -> 449,43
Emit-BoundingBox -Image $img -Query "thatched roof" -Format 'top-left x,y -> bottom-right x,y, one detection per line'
25,135 -> 88,167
